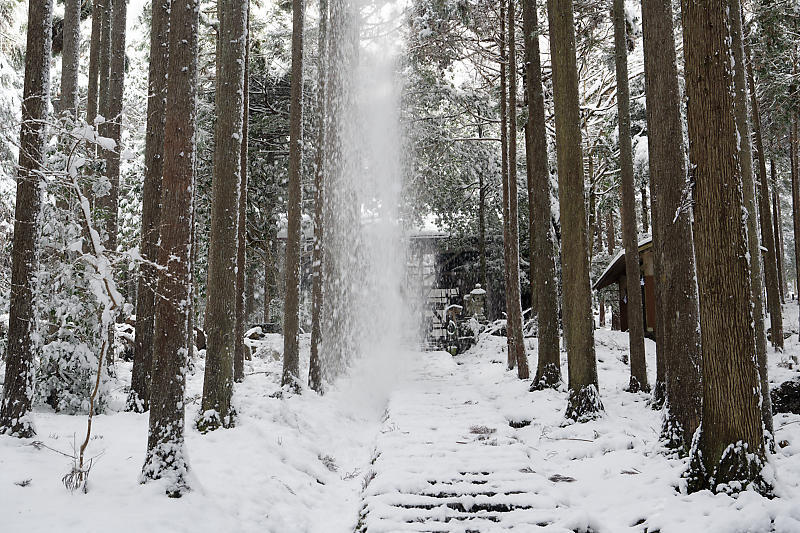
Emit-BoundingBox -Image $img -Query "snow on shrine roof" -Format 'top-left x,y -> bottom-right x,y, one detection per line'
592,236 -> 653,291
409,215 -> 449,240
408,229 -> 450,240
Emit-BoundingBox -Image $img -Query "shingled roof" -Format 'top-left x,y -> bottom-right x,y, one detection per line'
592,236 -> 653,291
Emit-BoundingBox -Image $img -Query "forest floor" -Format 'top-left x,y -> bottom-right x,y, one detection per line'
2,308 -> 800,532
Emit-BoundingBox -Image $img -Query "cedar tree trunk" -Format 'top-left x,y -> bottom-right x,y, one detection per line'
613,0 -> 648,393
546,0 -> 602,421
140,0 -> 198,496
523,0 -> 560,389
682,0 -> 771,494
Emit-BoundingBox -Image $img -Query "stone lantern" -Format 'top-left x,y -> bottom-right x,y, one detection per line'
468,284 -> 487,322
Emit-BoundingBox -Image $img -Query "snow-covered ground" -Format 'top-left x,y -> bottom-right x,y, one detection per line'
0,335 -> 391,532
2,312 -> 800,532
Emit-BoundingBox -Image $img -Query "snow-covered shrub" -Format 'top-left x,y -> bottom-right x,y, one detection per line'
33,117 -> 115,414
36,201 -> 109,414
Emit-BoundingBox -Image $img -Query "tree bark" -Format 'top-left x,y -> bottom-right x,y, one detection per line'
97,0 -> 127,368
282,0 -> 305,390
606,208 -> 620,331
730,1 -> 772,437
613,0 -> 649,393
55,0 -> 79,213
129,0 -> 171,412
91,0 -> 111,238
546,0 -> 602,421
0,0 -> 52,438
86,0 -> 103,125
499,0 -> 515,371
479,151 -> 486,288
309,0 -> 328,393
606,208 -> 615,255
640,180 -> 649,234
682,0 -> 771,494
264,246 -> 271,322
747,43 -> 784,351
200,0 -> 249,428
59,0 -> 79,117
597,197 -> 604,332
234,15 -> 250,383
245,262 -> 255,324
506,0 -> 529,379
587,164 -> 595,263
188,188 -> 196,363
523,0 -> 560,389
771,159 -> 785,303
526,125 -> 540,319
97,0 -> 111,127
524,118 -> 539,317
792,115 -> 800,349
140,0 -> 198,496
642,0 -> 701,449
596,203 -> 604,252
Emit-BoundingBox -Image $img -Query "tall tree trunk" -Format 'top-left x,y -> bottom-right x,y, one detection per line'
778,181 -> 786,301
234,15 -> 250,384
309,0 -> 328,393
264,247 -> 271,322
613,0 -> 648,393
640,180 -> 649,234
0,0 -> 52,438
682,0 -> 771,494
59,0 -> 79,117
140,0 -> 198,496
506,0 -> 529,379
282,0 -> 305,390
245,262 -> 255,323
91,0 -> 111,232
524,119 -> 539,316
98,0 -> 127,369
771,159 -> 785,303
747,43 -> 784,351
188,189 -> 196,363
546,0 -> 602,421
730,1 -> 772,437
55,0 -> 79,214
200,0 -> 249,428
597,208 -> 605,328
792,114 -> 800,353
479,154 -> 486,288
642,0 -> 701,449
596,204 -> 604,252
523,0 -> 560,389
129,0 -> 171,412
587,160 -> 595,264
86,0 -> 103,125
97,0 -> 111,129
606,208 -> 620,330
82,0 -> 108,222
478,122 -> 487,290
499,0 -> 515,371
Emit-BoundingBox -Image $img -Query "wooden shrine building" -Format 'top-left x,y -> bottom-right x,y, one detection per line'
592,237 -> 657,335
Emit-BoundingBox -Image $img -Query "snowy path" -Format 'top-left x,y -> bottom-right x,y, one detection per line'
359,334 -> 800,533
360,352 -> 572,532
